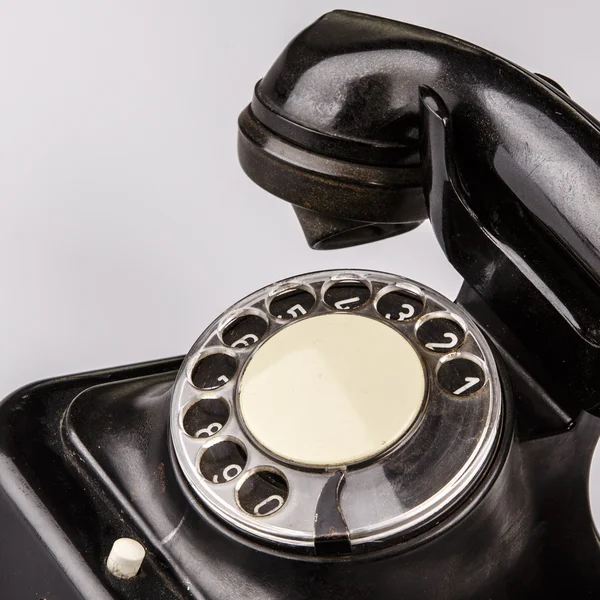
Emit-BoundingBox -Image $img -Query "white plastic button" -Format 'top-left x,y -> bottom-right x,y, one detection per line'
106,538 -> 145,579
239,313 -> 425,466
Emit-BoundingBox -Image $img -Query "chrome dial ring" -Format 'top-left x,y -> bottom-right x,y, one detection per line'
170,270 -> 503,552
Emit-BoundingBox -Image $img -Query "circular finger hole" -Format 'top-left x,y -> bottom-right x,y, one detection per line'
438,356 -> 486,396
376,290 -> 424,322
222,313 -> 268,348
236,468 -> 289,517
416,315 -> 465,353
268,287 -> 315,320
191,352 -> 237,390
182,397 -> 230,439
323,279 -> 371,310
199,438 -> 247,484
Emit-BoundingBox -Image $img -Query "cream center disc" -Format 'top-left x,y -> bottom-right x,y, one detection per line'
238,313 -> 426,467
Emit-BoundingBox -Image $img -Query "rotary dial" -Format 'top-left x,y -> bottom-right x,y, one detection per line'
170,270 -> 502,554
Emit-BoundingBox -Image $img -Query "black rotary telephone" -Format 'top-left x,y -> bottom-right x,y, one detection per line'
2,10 -> 600,600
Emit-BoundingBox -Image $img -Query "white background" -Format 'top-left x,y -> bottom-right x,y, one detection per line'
1,1 -> 600,513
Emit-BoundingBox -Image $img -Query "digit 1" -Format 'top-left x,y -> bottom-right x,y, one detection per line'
454,377 -> 480,395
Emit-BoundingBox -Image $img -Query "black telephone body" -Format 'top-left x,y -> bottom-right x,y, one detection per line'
2,10 -> 600,600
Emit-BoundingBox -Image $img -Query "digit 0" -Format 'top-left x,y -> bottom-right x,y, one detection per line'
253,494 -> 285,516
223,464 -> 242,481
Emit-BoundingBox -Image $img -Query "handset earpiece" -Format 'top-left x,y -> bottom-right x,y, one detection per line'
237,10 -> 432,249
237,95 -> 425,250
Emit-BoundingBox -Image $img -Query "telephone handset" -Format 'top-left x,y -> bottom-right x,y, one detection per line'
239,9 -> 600,421
1,9 -> 600,600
